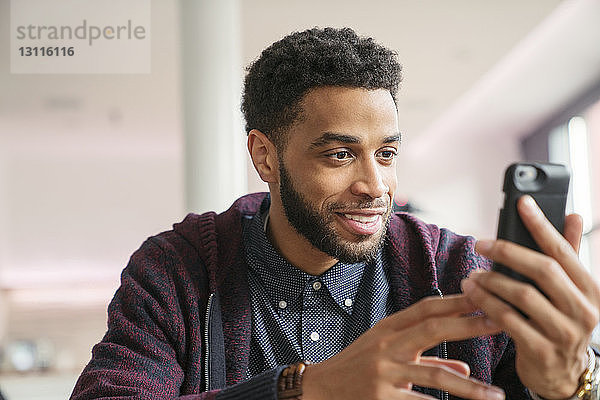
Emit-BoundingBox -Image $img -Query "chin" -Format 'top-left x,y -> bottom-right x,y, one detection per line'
327,231 -> 385,263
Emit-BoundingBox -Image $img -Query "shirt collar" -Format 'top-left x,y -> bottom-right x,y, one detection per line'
319,260 -> 365,312
244,206 -> 307,305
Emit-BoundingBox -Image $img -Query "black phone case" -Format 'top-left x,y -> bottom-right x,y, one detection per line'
492,162 -> 570,289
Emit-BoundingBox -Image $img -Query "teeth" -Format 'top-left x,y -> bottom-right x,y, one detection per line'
343,214 -> 379,223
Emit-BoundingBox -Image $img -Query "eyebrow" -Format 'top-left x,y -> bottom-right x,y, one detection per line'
309,132 -> 401,149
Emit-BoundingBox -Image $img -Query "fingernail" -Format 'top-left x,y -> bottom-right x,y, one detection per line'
486,388 -> 505,400
475,240 -> 494,254
520,195 -> 539,216
461,279 -> 475,294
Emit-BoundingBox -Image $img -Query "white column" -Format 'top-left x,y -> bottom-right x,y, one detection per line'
180,0 -> 246,214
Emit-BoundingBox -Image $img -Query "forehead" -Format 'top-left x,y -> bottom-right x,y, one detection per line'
290,86 -> 399,145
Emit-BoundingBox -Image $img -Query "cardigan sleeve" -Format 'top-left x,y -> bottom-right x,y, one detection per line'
69,238 -> 206,399
69,238 -> 282,400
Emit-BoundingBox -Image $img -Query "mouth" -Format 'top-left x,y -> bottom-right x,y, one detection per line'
335,209 -> 386,236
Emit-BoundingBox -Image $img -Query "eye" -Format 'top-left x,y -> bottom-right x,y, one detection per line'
327,151 -> 353,161
377,149 -> 397,160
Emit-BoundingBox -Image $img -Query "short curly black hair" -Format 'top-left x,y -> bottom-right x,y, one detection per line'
241,27 -> 402,150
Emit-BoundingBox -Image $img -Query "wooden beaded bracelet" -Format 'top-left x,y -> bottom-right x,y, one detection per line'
278,361 -> 312,400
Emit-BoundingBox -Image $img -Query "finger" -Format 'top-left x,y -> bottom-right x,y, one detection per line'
392,315 -> 501,356
564,214 -> 583,254
381,295 -> 478,331
419,357 -> 470,376
475,239 -> 590,319
461,276 -> 553,349
465,271 -> 578,343
517,195 -> 592,295
401,362 -> 505,400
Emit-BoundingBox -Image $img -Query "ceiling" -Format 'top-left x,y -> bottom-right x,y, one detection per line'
0,0 -> 568,149
241,0 -> 566,140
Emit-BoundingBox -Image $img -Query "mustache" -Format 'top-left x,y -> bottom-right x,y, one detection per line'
328,197 -> 390,211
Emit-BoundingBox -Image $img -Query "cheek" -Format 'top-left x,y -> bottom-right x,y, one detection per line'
310,169 -> 358,196
385,169 -> 398,192
291,159 -> 348,194
299,173 -> 349,202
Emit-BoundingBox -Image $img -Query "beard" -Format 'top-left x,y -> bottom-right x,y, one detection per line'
278,160 -> 392,264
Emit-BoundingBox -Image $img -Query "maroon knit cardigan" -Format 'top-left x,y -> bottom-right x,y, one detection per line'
70,193 -> 528,399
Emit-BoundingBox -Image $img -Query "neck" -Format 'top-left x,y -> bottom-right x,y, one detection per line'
266,200 -> 337,276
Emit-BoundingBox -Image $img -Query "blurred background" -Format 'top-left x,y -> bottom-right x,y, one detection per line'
0,0 -> 599,398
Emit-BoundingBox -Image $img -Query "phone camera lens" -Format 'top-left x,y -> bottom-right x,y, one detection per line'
516,166 -> 537,182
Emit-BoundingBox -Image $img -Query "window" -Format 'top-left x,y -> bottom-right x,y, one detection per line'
548,114 -> 595,273
540,95 -> 600,345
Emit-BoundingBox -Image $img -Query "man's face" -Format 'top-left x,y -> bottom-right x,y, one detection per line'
276,87 -> 399,263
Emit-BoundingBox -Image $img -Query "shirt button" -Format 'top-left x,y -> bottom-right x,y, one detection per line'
344,298 -> 353,307
278,300 -> 287,309
310,331 -> 320,341
312,281 -> 322,291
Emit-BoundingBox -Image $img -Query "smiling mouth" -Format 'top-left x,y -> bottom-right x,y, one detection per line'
335,210 -> 385,236
342,213 -> 380,223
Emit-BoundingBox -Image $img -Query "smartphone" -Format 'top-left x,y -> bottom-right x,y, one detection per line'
492,162 -> 570,290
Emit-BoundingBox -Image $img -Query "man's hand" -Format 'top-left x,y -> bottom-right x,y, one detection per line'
462,195 -> 600,399
301,295 -> 505,400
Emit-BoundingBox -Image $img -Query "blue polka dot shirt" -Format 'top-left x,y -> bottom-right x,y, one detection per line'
242,208 -> 395,378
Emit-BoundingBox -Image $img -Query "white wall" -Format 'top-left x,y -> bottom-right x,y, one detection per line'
397,134 -> 522,238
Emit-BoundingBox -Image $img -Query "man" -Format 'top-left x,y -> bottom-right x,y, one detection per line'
71,27 -> 599,400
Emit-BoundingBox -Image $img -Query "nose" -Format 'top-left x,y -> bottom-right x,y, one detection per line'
350,158 -> 389,199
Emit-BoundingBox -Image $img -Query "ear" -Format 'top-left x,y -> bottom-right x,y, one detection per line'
247,129 -> 279,183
